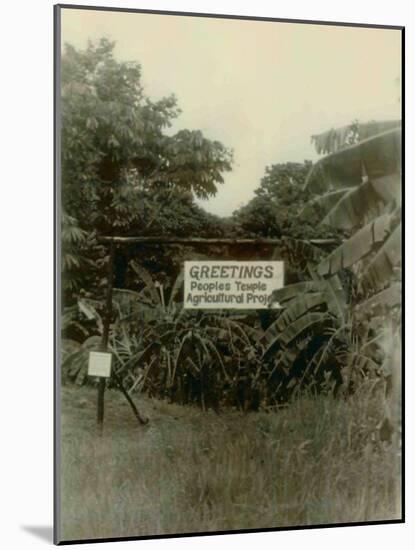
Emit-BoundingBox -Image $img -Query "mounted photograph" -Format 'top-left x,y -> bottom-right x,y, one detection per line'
54,5 -> 403,545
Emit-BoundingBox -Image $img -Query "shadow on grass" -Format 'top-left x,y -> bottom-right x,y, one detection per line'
21,525 -> 53,543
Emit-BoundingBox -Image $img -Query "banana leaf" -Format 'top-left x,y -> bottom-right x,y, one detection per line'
319,175 -> 400,230
270,281 -> 327,305
130,261 -> 161,305
317,213 -> 395,276
306,128 -> 401,193
301,188 -> 350,220
168,269 -> 184,307
263,312 -> 329,355
356,283 -> 401,318
360,223 -> 402,292
311,120 -> 401,155
275,293 -> 328,332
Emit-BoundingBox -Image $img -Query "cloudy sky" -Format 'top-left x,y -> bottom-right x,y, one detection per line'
61,8 -> 401,216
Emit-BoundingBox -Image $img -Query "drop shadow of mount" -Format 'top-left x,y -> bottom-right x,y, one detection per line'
21,525 -> 53,543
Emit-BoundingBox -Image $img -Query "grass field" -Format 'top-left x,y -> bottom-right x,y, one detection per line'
59,383 -> 401,542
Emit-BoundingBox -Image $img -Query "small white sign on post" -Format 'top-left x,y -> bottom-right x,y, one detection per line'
88,351 -> 113,378
184,261 -> 284,309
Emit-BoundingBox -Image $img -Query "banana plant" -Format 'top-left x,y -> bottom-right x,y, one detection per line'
303,123 -> 401,296
267,121 -> 402,396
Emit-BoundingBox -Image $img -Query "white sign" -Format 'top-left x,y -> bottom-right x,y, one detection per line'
88,351 -> 113,378
184,261 -> 284,309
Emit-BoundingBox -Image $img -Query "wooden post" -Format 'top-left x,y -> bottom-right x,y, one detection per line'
97,378 -> 106,435
97,240 -> 115,435
113,372 -> 149,425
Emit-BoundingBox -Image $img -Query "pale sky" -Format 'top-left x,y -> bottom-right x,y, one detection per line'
61,8 -> 401,217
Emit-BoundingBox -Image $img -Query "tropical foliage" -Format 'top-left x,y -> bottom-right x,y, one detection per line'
63,119 -> 401,410
61,38 -> 401,412
61,38 -> 233,306
232,161 -> 343,241
266,120 -> 402,400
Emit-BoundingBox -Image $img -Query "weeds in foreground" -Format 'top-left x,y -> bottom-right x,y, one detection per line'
59,380 -> 401,542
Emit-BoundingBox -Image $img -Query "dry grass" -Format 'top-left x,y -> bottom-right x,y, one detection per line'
59,382 -> 401,542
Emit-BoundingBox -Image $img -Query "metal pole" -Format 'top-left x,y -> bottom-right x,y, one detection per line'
97,240 -> 115,435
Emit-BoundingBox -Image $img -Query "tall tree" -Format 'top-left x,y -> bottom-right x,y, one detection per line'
232,162 -> 341,240
61,38 -> 232,300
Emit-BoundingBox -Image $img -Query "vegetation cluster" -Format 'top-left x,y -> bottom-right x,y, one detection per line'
61,40 -> 401,417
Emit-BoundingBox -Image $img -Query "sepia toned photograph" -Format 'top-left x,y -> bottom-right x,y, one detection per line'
54,5 -> 403,544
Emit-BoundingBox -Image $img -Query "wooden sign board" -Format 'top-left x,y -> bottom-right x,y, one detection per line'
184,261 -> 284,309
88,351 -> 112,378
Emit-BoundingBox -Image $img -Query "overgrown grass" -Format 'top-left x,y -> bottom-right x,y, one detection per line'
59,382 -> 401,542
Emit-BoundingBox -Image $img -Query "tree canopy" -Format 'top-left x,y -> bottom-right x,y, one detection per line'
231,161 -> 342,241
61,38 -> 233,299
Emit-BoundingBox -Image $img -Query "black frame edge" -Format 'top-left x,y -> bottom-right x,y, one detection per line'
55,3 -> 404,31
53,3 -> 62,546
